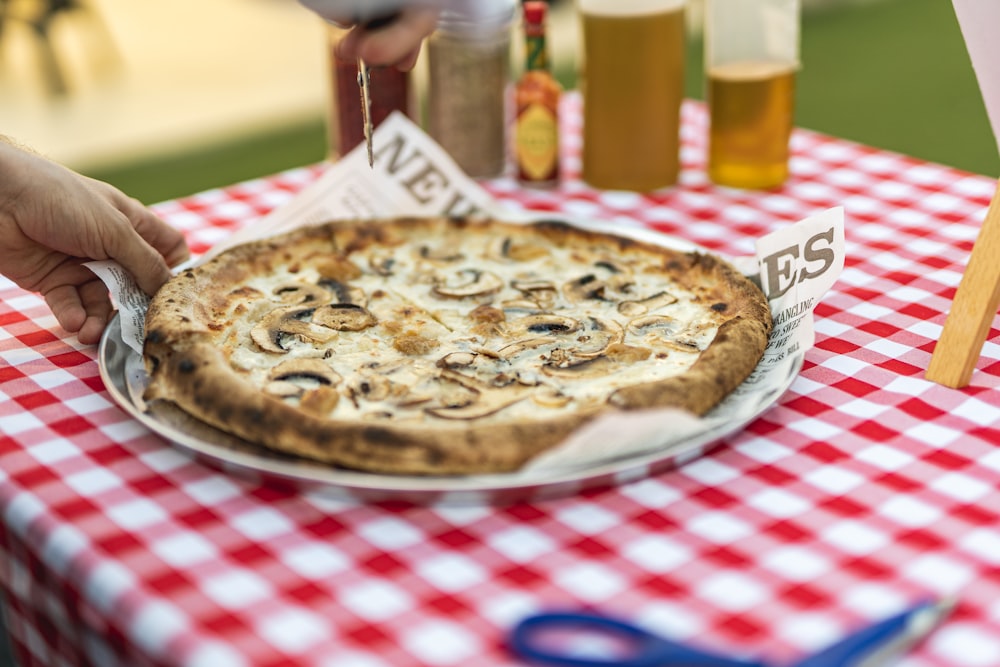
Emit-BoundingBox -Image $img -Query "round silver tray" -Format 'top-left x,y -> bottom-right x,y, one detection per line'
97,222 -> 794,504
99,314 -> 795,505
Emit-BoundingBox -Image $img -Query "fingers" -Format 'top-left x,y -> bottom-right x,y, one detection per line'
77,280 -> 113,344
395,46 -> 422,73
45,284 -> 87,334
44,279 -> 111,344
98,186 -> 189,295
335,8 -> 438,69
119,196 -> 190,268
97,214 -> 174,297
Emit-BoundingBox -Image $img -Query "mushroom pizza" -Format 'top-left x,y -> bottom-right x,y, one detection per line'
143,217 -> 772,475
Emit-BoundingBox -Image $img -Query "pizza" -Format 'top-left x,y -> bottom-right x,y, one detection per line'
142,217 -> 771,475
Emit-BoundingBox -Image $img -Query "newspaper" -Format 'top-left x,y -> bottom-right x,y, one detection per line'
88,111 -> 844,475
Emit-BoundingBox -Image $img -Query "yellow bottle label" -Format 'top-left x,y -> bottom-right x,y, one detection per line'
516,103 -> 558,180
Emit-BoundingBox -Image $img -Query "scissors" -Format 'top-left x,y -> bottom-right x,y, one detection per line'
508,597 -> 954,667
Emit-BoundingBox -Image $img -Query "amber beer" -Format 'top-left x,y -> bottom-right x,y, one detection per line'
708,61 -> 796,189
579,0 -> 686,191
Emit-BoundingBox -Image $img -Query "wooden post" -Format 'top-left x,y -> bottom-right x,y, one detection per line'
926,179 -> 1000,387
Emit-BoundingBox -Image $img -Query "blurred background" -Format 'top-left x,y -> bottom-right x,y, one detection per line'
0,0 -> 994,208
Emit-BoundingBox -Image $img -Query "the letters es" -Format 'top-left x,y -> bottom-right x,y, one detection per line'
761,227 -> 836,299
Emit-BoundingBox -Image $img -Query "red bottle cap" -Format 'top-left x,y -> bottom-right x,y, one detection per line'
523,1 -> 547,25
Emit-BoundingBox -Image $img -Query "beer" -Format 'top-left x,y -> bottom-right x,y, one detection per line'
579,0 -> 686,192
707,61 -> 796,190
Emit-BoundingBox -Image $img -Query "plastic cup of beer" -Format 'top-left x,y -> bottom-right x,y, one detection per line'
705,0 -> 800,189
577,0 -> 687,192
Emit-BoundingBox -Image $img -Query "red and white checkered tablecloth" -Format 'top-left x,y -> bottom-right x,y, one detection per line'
4,94 -> 1000,667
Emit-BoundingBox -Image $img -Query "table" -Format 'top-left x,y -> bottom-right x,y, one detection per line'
4,95 -> 1000,667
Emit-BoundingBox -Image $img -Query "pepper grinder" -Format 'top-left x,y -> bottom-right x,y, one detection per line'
426,0 -> 516,178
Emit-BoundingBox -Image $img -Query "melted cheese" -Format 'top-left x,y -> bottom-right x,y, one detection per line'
218,228 -> 724,424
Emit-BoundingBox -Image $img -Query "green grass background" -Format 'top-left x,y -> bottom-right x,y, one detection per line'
84,0 -> 998,208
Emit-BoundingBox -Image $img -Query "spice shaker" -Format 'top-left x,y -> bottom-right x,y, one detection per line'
325,23 -> 414,160
426,0 -> 516,178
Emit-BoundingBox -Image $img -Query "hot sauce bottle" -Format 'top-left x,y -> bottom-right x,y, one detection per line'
515,1 -> 561,186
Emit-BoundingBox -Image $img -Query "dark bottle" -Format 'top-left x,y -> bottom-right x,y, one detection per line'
326,25 -> 412,159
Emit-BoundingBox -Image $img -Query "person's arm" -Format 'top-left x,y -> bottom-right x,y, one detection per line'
0,137 -> 189,344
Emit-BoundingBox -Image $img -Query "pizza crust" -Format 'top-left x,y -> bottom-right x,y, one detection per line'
143,217 -> 771,475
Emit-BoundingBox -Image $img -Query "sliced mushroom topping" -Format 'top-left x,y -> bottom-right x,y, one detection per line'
268,358 -> 343,386
312,303 -> 377,331
437,351 -> 478,368
369,252 -> 396,276
532,386 -> 572,408
511,278 -> 558,309
514,314 -> 581,336
432,269 -> 504,299
425,369 -> 530,419
486,236 -> 550,263
662,339 -> 703,353
490,372 -> 518,388
419,245 -> 465,263
315,256 -> 362,282
512,278 -> 557,293
594,258 -> 631,275
437,367 -> 490,391
361,410 -> 395,421
617,291 -> 679,317
627,314 -> 683,339
541,356 -> 617,379
317,279 -> 366,306
351,374 -> 392,402
486,236 -> 512,263
563,273 -> 607,302
396,395 -> 434,409
433,376 -> 479,410
264,380 -> 305,399
272,282 -> 330,305
250,306 -> 337,353
501,299 -> 545,312
497,336 -> 556,359
229,285 -> 264,300
425,394 -> 527,420
515,370 -> 542,386
299,385 -> 341,416
572,317 -> 625,358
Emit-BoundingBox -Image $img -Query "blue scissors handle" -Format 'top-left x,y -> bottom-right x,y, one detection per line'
508,611 -> 767,667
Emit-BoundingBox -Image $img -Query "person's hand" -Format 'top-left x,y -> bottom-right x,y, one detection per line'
0,140 -> 189,344
331,8 -> 440,71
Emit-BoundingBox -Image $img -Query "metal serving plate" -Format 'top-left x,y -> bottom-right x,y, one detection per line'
97,226 -> 793,505
99,319 -> 794,506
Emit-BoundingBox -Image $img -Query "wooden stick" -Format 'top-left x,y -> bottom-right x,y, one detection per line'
927,178 -> 1000,387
